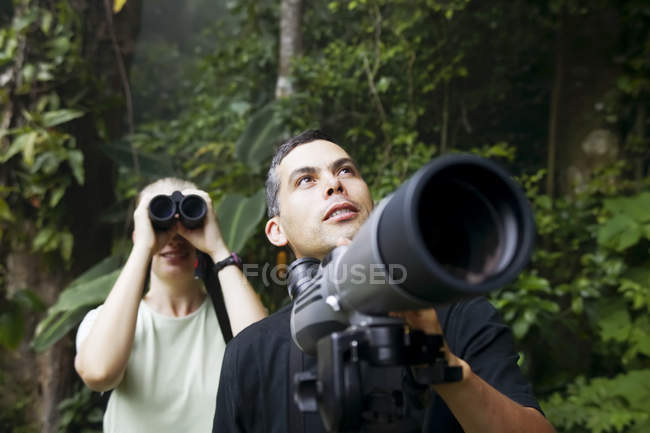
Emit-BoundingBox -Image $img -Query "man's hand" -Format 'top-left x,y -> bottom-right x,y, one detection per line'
391,309 -> 471,381
391,308 -> 442,335
335,236 -> 470,379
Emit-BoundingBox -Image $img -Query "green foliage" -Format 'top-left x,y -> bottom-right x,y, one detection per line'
0,0 -> 646,431
32,256 -> 121,352
29,0 -> 282,353
217,190 -> 268,253
493,169 -> 650,432
234,102 -> 287,173
0,289 -> 44,350
0,0 -> 91,263
56,386 -> 102,433
0,389 -> 36,433
121,0 -> 279,198
111,8 -> 650,433
100,139 -> 176,179
598,193 -> 650,251
544,371 -> 650,433
492,272 -> 560,340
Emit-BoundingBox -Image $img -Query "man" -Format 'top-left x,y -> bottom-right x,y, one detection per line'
212,130 -> 556,433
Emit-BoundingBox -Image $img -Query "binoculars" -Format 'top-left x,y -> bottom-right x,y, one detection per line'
148,190 -> 207,230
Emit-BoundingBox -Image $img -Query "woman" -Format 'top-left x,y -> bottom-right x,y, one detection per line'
75,178 -> 267,432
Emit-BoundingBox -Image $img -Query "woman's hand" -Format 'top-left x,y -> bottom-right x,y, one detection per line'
133,192 -> 178,255
176,189 -> 230,262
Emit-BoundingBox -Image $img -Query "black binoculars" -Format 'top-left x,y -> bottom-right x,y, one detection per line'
148,190 -> 207,230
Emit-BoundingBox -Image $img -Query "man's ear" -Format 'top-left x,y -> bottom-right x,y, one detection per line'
265,216 -> 288,247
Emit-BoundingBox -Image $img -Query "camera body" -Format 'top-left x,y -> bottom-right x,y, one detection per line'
148,190 -> 207,230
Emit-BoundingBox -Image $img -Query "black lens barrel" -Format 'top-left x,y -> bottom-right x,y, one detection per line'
178,194 -> 207,229
148,190 -> 207,230
375,154 -> 534,303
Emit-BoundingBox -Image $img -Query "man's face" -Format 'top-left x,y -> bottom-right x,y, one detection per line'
266,140 -> 373,259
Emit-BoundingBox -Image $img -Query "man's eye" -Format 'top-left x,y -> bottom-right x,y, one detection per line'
297,176 -> 313,186
339,166 -> 354,175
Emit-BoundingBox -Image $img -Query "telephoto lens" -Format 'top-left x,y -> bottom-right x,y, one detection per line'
148,194 -> 176,230
179,194 -> 207,229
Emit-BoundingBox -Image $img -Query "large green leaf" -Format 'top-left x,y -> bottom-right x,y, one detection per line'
12,289 -> 46,312
603,193 -> 650,223
1,131 -> 37,163
48,269 -> 120,315
67,149 -> 84,185
598,302 -> 631,343
217,189 -> 267,252
597,214 -> 641,251
100,139 -> 176,178
234,103 -> 286,173
31,256 -> 122,351
68,255 -> 122,287
32,306 -> 89,352
41,109 -> 84,128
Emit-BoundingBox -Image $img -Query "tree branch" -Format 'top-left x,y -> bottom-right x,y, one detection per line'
103,0 -> 138,175
547,6 -> 565,203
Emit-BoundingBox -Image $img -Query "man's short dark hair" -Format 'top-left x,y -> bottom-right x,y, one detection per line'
265,129 -> 334,218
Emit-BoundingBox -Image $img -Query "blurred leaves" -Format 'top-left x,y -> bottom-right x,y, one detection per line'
0,0 -> 88,263
0,290 -> 45,350
0,1 -> 648,432
598,193 -> 650,251
543,371 -> 650,433
234,102 -> 286,173
100,139 -> 176,179
32,256 -> 122,352
217,190 -> 267,253
56,386 -> 103,433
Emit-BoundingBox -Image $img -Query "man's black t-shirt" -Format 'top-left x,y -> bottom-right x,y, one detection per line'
212,297 -> 542,433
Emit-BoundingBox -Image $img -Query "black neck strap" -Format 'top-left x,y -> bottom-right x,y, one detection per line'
197,251 -> 233,343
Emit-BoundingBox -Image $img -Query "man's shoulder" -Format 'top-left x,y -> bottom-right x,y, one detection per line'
228,303 -> 292,347
437,296 -> 498,324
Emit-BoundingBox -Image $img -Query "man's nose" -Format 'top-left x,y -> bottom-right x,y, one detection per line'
325,176 -> 344,197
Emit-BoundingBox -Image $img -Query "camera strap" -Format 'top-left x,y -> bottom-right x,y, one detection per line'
98,252 -> 233,411
198,251 -> 233,343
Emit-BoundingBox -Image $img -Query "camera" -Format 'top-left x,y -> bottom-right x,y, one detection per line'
287,154 -> 535,432
148,190 -> 207,230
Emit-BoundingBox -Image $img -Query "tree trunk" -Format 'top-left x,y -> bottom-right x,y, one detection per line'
440,80 -> 450,154
275,0 -> 303,98
552,6 -> 622,196
4,243 -> 73,433
633,104 -> 647,190
546,6 -> 564,202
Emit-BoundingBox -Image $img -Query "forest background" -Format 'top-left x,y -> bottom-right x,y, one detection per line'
0,0 -> 649,432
